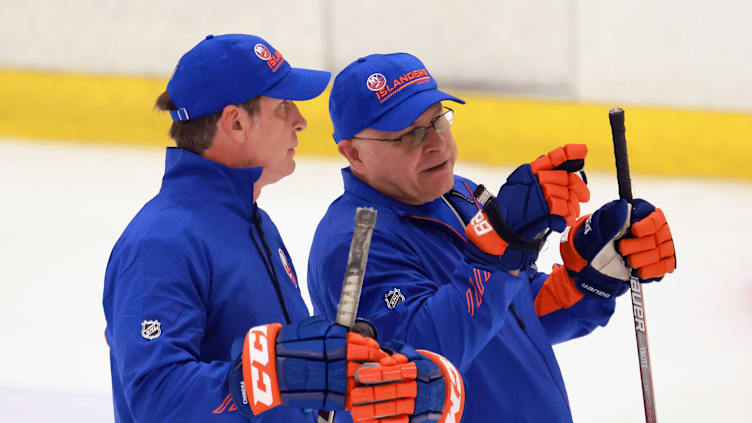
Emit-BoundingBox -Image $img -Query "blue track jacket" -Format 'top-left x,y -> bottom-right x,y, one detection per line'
308,168 -> 619,422
103,148 -> 313,422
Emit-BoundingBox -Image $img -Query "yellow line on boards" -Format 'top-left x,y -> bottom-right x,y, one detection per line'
2,70 -> 751,180
454,95 -> 752,181
0,70 -> 170,147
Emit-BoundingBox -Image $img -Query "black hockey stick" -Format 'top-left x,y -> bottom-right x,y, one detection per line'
318,207 -> 378,423
609,108 -> 658,423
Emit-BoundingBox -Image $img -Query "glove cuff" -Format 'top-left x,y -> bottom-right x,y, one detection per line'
560,214 -> 590,272
465,209 -> 509,256
416,350 -> 465,423
533,264 -> 584,317
229,323 -> 283,416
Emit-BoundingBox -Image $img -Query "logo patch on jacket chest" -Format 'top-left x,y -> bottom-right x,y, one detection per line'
384,288 -> 405,309
278,248 -> 297,287
141,320 -> 161,340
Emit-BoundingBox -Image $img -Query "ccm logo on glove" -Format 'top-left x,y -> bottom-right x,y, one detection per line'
242,323 -> 282,413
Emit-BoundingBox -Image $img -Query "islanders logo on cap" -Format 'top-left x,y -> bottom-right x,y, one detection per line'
254,43 -> 272,60
366,73 -> 387,92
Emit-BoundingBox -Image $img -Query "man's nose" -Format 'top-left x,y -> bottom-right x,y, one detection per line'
421,126 -> 445,151
289,102 -> 307,132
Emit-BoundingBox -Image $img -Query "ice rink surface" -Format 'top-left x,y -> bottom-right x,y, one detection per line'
1,138 -> 751,422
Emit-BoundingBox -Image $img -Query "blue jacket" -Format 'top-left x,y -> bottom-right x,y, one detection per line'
103,148 -> 313,422
308,168 -> 618,422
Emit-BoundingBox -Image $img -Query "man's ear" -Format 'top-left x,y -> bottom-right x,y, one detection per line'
218,105 -> 249,142
337,139 -> 364,172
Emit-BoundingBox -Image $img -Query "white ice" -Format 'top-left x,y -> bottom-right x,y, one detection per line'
1,139 -> 750,422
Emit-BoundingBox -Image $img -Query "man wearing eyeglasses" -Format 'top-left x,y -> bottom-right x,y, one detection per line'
307,53 -> 676,422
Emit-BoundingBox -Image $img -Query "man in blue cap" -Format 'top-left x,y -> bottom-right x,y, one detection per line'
308,53 -> 677,421
104,36 -> 464,423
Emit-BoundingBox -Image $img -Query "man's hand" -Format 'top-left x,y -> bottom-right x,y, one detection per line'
228,315 -> 385,415
529,144 -> 590,228
560,199 -> 676,299
465,144 -> 589,270
350,342 -> 465,423
228,316 -> 465,422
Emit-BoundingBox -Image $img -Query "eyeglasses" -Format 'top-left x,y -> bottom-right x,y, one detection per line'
352,107 -> 454,148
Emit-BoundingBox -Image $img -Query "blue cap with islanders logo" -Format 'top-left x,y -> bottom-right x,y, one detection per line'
167,34 -> 330,121
329,53 -> 464,142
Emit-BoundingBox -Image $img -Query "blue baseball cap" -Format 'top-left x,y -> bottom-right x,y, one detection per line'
329,53 -> 465,143
167,34 -> 331,121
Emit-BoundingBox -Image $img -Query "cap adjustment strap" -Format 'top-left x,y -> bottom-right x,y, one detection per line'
170,108 -> 190,122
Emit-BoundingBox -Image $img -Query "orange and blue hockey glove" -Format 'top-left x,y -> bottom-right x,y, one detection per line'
466,144 -> 590,270
350,341 -> 465,423
560,199 -> 676,299
227,315 -> 464,422
228,315 -> 386,416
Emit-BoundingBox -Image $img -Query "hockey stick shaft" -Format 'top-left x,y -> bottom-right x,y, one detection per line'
319,207 -> 378,423
609,108 -> 658,423
336,207 -> 378,328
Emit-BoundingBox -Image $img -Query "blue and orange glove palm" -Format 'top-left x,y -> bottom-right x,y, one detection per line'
228,315 -> 464,423
560,199 -> 677,299
350,342 -> 464,423
466,144 -> 590,270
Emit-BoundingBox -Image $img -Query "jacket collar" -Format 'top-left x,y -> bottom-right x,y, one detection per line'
160,147 -> 263,220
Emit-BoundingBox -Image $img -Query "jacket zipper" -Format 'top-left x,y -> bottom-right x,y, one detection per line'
249,208 -> 292,324
509,303 -> 527,331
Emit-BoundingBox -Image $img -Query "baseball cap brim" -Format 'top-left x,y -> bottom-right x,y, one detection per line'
263,67 -> 331,101
369,89 -> 465,133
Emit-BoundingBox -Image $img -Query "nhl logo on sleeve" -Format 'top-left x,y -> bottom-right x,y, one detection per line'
141,320 -> 161,340
384,288 -> 405,310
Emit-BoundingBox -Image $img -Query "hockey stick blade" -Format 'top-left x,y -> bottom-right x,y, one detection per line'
319,207 -> 377,423
609,107 -> 658,423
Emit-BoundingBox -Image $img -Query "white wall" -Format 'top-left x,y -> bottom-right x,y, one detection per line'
2,0 -> 751,111
0,1 -> 328,75
576,1 -> 752,111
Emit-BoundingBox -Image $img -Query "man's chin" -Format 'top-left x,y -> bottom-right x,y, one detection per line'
430,164 -> 455,189
416,174 -> 455,205
279,163 -> 296,182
